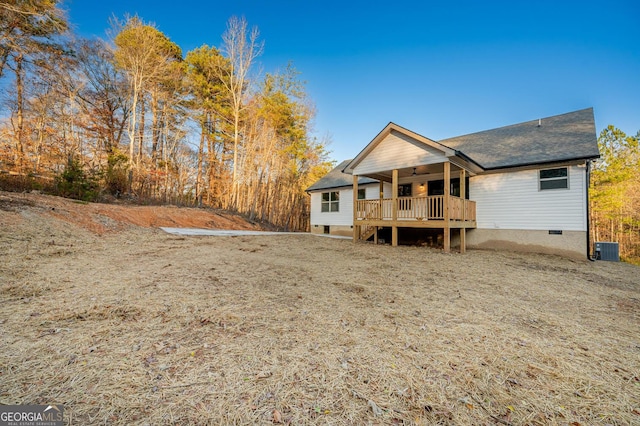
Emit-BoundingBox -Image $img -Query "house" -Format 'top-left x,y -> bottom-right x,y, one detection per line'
306,108 -> 600,259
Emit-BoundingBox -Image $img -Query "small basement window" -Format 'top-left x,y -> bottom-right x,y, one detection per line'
539,167 -> 568,190
321,191 -> 339,212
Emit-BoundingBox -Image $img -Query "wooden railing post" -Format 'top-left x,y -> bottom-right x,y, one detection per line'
392,169 -> 398,246
378,180 -> 383,220
353,175 -> 359,242
443,162 -> 450,253
460,168 -> 466,253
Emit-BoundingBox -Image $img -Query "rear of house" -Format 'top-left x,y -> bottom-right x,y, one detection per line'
307,108 -> 600,259
307,160 -> 388,237
466,164 -> 589,257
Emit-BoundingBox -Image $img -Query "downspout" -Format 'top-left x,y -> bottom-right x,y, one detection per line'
586,160 -> 596,261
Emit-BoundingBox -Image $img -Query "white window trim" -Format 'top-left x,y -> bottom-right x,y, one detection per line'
321,191 -> 339,212
539,167 -> 569,191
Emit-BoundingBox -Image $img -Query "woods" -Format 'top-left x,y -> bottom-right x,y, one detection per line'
1,1 -> 638,256
590,126 -> 640,264
0,1 -> 333,231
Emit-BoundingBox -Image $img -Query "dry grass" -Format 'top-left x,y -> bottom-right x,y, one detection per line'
1,194 -> 639,425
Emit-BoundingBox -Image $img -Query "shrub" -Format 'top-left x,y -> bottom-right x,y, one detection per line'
0,173 -> 55,193
103,150 -> 129,197
55,157 -> 99,201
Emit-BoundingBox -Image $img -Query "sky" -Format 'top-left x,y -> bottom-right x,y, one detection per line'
65,0 -> 640,162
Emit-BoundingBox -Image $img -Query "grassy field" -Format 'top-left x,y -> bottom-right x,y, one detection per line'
1,192 -> 639,425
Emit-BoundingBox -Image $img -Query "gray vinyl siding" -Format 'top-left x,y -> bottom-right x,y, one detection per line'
470,165 -> 586,231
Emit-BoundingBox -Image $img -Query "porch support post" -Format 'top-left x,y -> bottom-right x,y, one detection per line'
379,180 -> 384,220
374,180 -> 383,243
459,168 -> 466,253
353,175 -> 359,243
443,162 -> 450,253
392,169 -> 398,247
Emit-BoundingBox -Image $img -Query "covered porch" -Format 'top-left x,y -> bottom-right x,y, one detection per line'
344,122 -> 482,253
352,161 -> 477,252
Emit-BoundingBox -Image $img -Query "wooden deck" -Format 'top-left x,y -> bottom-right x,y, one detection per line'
353,195 -> 477,252
355,195 -> 476,223
352,163 -> 475,253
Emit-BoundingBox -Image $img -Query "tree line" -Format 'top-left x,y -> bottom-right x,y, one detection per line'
591,126 -> 640,264
3,2 -> 638,259
0,1 -> 334,231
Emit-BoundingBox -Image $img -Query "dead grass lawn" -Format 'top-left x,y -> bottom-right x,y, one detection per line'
1,193 -> 639,425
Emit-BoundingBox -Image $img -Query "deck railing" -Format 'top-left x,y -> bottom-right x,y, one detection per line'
464,199 -> 477,221
449,197 -> 477,221
355,195 -> 476,221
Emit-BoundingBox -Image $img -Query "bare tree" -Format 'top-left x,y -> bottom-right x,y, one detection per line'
73,38 -> 130,157
218,16 -> 263,207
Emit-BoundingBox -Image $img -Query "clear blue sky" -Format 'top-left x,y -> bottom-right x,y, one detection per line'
65,0 -> 640,162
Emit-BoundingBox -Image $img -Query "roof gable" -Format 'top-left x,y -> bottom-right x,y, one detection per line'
440,108 -> 600,170
344,123 -> 455,175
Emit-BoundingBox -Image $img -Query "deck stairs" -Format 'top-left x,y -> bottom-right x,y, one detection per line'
359,224 -> 378,242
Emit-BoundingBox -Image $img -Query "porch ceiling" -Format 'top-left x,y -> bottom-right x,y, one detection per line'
358,163 -> 454,182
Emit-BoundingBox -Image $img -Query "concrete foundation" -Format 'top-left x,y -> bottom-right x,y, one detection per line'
465,228 -> 587,260
310,224 -> 354,237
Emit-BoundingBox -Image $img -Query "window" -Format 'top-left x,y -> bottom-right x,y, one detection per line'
427,178 -> 470,197
398,183 -> 412,197
450,177 -> 470,199
398,184 -> 412,210
357,189 -> 366,200
428,180 -> 444,196
321,191 -> 339,212
539,167 -> 568,190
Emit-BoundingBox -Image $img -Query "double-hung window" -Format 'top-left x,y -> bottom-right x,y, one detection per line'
321,191 -> 339,212
539,167 -> 568,190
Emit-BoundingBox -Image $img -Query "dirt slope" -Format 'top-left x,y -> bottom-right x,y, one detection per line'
0,191 -> 262,234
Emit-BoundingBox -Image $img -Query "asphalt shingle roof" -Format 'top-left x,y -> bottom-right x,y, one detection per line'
440,108 -> 599,170
308,108 -> 600,190
306,160 -> 378,192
